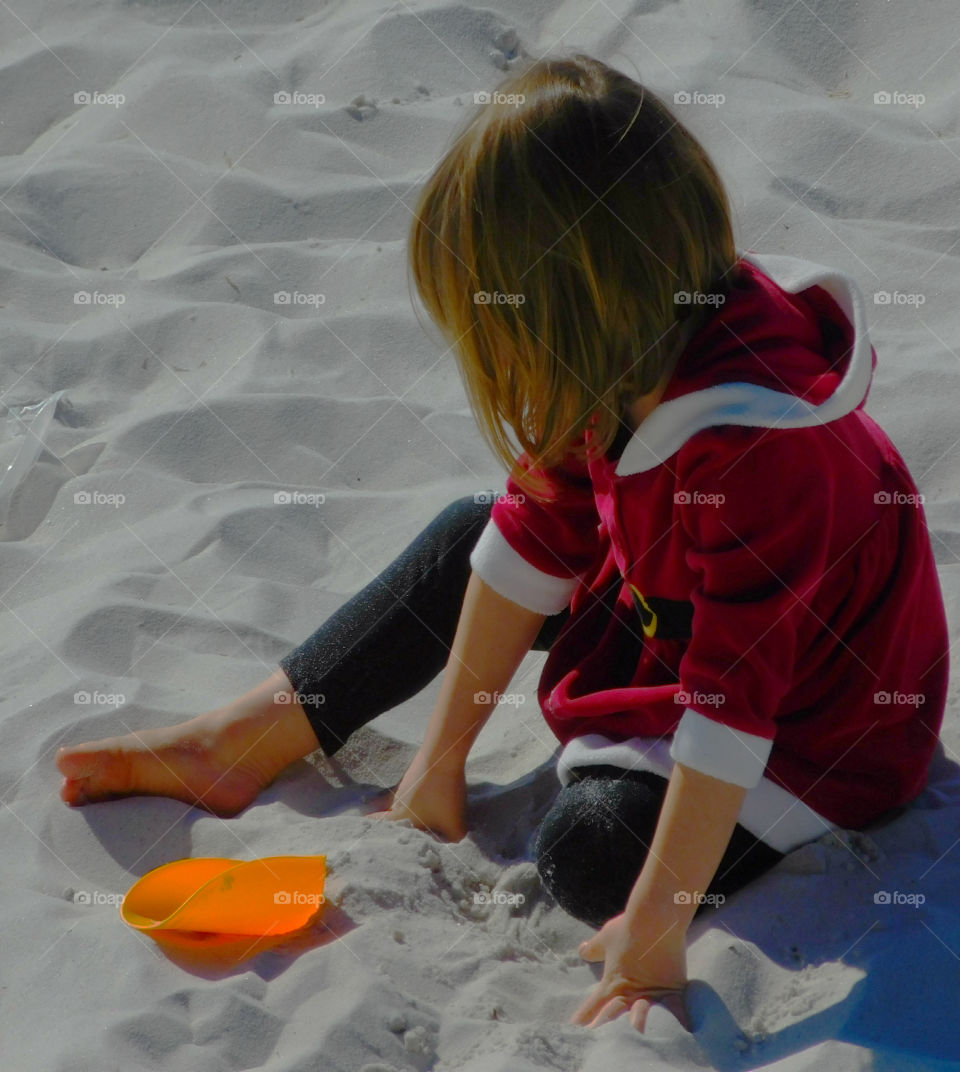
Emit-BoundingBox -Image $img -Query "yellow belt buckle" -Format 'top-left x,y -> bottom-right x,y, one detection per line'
629,583 -> 658,638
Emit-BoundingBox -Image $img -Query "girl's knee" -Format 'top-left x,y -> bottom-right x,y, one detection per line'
533,777 -> 658,928
441,492 -> 491,519
431,494 -> 493,543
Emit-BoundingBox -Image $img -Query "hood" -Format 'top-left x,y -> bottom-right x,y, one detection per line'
615,250 -> 878,476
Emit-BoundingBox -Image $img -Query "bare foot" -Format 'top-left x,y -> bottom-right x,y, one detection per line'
56,670 -> 322,816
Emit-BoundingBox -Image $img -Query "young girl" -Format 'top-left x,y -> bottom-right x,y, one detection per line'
57,53 -> 949,1034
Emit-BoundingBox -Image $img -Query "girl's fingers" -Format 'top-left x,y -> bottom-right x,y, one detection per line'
570,983 -> 621,1026
587,994 -> 631,1028
569,998 -> 598,1025
578,936 -> 604,962
572,984 -> 688,1032
629,997 -> 652,1033
629,991 -> 691,1033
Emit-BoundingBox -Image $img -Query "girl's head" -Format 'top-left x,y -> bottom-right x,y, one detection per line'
408,52 -> 737,496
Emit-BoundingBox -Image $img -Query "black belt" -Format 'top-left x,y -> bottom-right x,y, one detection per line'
628,583 -> 694,640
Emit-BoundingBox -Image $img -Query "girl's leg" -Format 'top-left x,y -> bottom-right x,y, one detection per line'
57,494 -> 568,812
277,494 -> 568,757
533,765 -> 785,929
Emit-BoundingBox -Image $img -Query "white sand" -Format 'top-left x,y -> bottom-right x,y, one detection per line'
2,1 -> 959,1068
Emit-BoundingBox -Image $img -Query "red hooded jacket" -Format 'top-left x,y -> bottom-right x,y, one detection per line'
469,251 -> 949,852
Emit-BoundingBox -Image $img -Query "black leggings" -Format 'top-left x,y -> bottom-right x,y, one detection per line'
279,495 -> 784,928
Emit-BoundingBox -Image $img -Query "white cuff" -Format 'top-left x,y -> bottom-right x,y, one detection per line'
669,707 -> 773,788
557,732 -> 835,853
558,733 -> 676,785
469,518 -> 578,615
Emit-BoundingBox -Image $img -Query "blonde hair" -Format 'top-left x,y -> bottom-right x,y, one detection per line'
407,52 -> 737,499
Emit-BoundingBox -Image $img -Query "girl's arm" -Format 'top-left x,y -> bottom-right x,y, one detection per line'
571,761 -> 749,1031
368,569 -> 547,839
418,568 -> 548,771
625,761 -> 749,924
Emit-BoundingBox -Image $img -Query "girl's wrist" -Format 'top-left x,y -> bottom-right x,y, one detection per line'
624,878 -> 697,936
415,742 -> 468,776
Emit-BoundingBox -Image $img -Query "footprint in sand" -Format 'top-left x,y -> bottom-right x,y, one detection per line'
345,94 -> 378,121
490,28 -> 526,70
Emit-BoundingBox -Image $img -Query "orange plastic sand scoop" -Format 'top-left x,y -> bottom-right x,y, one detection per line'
120,855 -> 326,941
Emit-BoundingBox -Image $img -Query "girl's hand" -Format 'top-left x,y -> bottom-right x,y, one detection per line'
366,750 -> 468,842
570,910 -> 691,1033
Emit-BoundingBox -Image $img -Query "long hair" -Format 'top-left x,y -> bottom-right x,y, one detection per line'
407,52 -> 737,500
